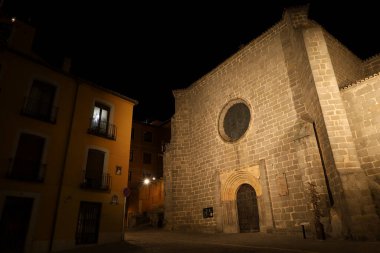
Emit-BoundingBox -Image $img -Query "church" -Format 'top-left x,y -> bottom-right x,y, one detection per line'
163,5 -> 380,240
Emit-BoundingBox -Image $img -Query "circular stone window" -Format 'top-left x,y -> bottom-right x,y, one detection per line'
218,99 -> 251,142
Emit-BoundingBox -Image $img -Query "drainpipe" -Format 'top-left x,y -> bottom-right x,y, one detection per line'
48,79 -> 80,252
122,196 -> 126,241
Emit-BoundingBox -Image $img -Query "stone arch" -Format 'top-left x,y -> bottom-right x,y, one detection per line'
219,166 -> 263,233
221,169 -> 262,202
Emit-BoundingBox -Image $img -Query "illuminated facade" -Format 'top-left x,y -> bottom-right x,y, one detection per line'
165,5 -> 380,240
0,18 -> 136,252
127,120 -> 170,228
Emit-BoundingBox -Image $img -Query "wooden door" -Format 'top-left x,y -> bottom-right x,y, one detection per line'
85,149 -> 105,188
0,196 -> 34,252
237,184 -> 259,232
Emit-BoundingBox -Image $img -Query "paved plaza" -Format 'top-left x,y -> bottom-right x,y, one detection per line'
58,228 -> 380,253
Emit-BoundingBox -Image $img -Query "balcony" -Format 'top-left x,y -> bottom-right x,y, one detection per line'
21,97 -> 58,124
87,119 -> 117,140
7,158 -> 46,182
80,172 -> 111,192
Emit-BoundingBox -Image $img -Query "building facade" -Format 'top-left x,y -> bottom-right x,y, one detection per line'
164,5 -> 380,240
0,17 -> 136,252
127,120 -> 170,228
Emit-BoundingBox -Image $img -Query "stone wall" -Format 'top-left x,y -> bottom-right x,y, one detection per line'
302,25 -> 379,240
166,14 -> 315,233
324,31 -> 364,88
364,55 -> 380,77
281,9 -> 334,236
164,90 -> 193,229
341,75 -> 380,178
164,5 -> 380,240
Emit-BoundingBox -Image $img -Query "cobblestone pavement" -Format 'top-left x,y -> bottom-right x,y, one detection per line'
59,228 -> 380,253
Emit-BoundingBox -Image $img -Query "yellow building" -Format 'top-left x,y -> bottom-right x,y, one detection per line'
0,17 -> 137,252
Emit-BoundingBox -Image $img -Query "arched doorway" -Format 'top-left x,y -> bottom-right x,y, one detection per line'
237,184 -> 259,232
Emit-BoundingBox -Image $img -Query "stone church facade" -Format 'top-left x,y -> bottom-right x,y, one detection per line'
164,5 -> 380,240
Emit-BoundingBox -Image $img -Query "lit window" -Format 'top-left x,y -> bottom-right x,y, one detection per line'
88,102 -> 116,140
91,103 -> 110,134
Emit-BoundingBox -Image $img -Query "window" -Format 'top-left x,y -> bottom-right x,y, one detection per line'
143,152 -> 152,164
9,133 -> 46,182
88,102 -> 116,140
129,150 -> 133,162
91,103 -> 110,134
75,201 -> 101,244
218,99 -> 251,142
143,131 -> 152,142
22,80 -> 57,123
81,149 -> 110,191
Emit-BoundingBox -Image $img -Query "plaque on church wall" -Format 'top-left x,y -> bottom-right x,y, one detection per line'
203,207 -> 214,218
276,173 -> 289,196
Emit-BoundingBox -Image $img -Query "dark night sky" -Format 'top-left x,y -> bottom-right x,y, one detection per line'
3,1 -> 379,122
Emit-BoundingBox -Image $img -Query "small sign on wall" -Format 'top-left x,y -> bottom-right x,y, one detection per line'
116,166 -> 122,175
276,173 -> 289,196
203,207 -> 213,218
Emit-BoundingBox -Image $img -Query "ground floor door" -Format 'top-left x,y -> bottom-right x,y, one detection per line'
75,201 -> 102,244
237,184 -> 259,232
0,196 -> 34,253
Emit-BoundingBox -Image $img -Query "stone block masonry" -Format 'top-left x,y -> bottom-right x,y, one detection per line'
164,5 -> 380,240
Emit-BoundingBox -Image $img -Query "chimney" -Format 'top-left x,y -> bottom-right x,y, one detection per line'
283,4 -> 311,29
62,57 -> 71,73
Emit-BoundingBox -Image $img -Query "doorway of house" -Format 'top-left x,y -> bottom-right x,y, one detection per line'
75,201 -> 102,244
0,196 -> 34,253
237,184 -> 259,232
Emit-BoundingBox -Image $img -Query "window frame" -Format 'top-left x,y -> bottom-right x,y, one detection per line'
21,79 -> 58,123
88,101 -> 116,140
9,132 -> 47,182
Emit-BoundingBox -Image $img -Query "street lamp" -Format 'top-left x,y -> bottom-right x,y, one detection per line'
143,178 -> 150,185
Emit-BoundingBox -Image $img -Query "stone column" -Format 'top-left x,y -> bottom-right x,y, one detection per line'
258,159 -> 275,232
302,27 -> 380,240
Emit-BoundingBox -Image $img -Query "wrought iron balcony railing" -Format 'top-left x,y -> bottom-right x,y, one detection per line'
7,158 -> 46,182
21,96 -> 58,123
80,172 -> 111,191
87,119 -> 117,140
